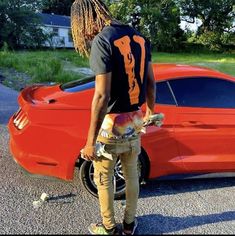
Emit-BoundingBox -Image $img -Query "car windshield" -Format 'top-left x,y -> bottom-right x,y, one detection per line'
60,76 -> 95,92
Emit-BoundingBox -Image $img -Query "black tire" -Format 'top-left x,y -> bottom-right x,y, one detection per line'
79,152 -> 148,200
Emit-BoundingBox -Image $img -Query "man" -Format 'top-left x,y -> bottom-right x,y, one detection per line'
71,0 -> 156,234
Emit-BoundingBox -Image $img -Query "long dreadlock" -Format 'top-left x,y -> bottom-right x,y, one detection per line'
71,0 -> 112,57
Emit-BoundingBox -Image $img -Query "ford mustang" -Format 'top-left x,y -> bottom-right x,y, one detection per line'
8,64 -> 235,199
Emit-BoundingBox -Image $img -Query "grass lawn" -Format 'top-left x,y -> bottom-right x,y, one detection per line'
0,50 -> 89,84
0,49 -> 234,88
153,52 -> 235,77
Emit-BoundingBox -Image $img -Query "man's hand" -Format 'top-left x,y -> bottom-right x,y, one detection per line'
143,113 -> 165,127
81,145 -> 97,161
143,109 -> 155,124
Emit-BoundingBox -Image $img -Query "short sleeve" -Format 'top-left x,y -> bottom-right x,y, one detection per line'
89,35 -> 112,75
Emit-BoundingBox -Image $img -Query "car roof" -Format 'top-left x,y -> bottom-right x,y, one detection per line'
153,63 -> 234,82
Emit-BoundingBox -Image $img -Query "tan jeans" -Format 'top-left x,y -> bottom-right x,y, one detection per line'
93,137 -> 141,230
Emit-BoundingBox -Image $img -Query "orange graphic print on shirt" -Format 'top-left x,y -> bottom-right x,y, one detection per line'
133,35 -> 146,83
114,35 -> 146,105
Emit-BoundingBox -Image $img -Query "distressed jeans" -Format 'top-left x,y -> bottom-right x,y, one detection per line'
93,137 -> 141,230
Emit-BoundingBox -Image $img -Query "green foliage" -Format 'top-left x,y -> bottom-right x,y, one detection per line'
41,0 -> 74,16
178,0 -> 235,33
197,32 -> 223,51
0,0 -> 46,49
1,42 -> 9,53
186,31 -> 235,52
0,50 -> 234,89
177,0 -> 235,50
152,51 -> 235,76
108,0 -> 185,52
0,50 -> 87,84
0,0 -> 233,54
30,58 -> 62,82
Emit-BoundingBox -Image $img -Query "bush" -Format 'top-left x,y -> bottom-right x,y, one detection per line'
184,30 -> 235,53
197,32 -> 223,51
0,51 -> 19,68
1,42 -> 9,52
55,72 -> 81,84
31,59 -> 62,82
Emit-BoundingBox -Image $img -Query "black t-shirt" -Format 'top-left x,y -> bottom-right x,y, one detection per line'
90,23 -> 152,113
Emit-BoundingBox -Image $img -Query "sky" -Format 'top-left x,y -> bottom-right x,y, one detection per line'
180,19 -> 202,32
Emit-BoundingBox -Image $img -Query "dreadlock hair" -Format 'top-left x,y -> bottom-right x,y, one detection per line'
71,0 -> 113,57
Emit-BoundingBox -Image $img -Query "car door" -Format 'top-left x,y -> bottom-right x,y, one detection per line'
141,81 -> 184,179
169,76 -> 235,172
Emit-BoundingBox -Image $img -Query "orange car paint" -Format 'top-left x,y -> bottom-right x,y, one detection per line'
8,64 -> 235,181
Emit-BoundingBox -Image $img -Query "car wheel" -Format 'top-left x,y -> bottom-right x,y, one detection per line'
79,152 -> 148,200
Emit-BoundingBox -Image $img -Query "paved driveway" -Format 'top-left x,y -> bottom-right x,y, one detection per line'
0,84 -> 18,125
0,84 -> 235,234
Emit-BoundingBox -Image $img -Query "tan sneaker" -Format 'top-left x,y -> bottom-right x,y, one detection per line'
88,223 -> 119,235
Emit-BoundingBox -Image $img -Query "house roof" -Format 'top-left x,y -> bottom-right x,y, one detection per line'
38,13 -> 71,28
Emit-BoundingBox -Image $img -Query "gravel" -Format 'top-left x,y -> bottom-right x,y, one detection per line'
0,68 -> 33,91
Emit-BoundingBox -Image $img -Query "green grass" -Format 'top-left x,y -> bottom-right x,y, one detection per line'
0,50 -> 89,84
152,52 -> 235,77
0,50 -> 234,86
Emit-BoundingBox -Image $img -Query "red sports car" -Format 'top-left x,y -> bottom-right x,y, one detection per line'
8,64 -> 235,199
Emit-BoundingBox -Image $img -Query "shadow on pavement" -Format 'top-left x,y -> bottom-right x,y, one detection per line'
140,177 -> 235,198
137,211 -> 235,234
48,193 -> 77,204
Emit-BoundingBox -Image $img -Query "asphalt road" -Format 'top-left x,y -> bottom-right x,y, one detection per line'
0,83 -> 235,234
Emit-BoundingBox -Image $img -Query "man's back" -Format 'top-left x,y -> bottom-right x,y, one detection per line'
90,23 -> 151,113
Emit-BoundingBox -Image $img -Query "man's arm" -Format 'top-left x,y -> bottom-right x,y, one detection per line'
144,62 -> 156,120
82,72 -> 112,161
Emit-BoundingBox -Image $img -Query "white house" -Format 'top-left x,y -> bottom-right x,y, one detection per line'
38,13 -> 74,48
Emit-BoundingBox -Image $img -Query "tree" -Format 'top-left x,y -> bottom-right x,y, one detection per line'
0,0 -> 47,49
177,0 -> 235,50
41,0 -> 74,16
178,0 -> 235,33
107,0 -> 185,52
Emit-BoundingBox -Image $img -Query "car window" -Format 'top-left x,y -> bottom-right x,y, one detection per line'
60,76 -> 95,92
169,77 -> 235,108
156,81 -> 176,105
